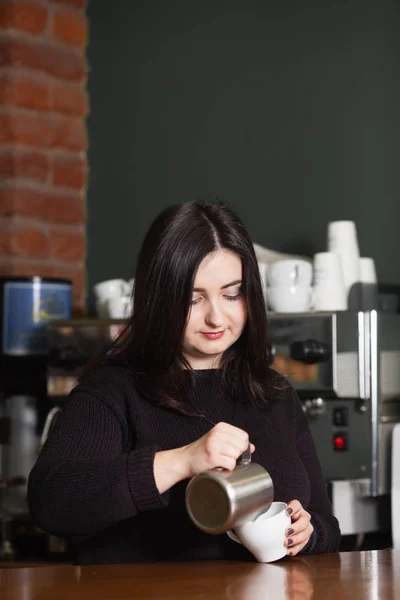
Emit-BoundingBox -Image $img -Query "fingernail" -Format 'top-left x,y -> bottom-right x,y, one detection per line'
287,508 -> 293,516
288,538 -> 293,546
287,528 -> 294,536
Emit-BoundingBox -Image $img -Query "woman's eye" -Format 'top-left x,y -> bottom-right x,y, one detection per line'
190,297 -> 202,305
225,293 -> 242,302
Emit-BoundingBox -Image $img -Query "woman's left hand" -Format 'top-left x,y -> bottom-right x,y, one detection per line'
285,499 -> 314,556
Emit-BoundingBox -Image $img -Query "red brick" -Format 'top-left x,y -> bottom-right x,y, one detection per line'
0,261 -> 54,279
0,229 -> 10,254
52,9 -> 87,48
0,223 -> 49,257
0,73 -> 50,111
0,40 -> 86,82
46,191 -> 85,223
0,188 -> 85,224
52,154 -> 86,188
46,114 -> 87,151
14,227 -> 48,257
0,112 -> 51,146
0,149 -> 49,181
0,112 -> 88,151
52,82 -> 87,116
0,2 -> 48,36
54,116 -> 87,151
51,0 -> 87,8
49,229 -> 85,261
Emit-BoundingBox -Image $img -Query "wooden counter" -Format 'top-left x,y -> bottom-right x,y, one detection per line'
1,549 -> 399,599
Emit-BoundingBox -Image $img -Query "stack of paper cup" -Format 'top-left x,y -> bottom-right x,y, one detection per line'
327,221 -> 360,308
360,257 -> 377,284
313,252 -> 347,311
359,257 -> 379,310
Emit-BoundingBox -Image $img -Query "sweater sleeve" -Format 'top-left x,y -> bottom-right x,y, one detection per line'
27,388 -> 170,540
291,388 -> 341,554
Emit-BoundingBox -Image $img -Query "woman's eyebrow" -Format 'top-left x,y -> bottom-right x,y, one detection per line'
192,280 -> 242,292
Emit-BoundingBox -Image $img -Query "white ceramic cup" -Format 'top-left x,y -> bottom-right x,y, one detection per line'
360,257 -> 377,284
93,279 -> 130,301
313,252 -> 347,311
107,296 -> 131,319
327,221 -> 360,295
226,501 -> 291,563
267,285 -> 314,313
267,260 -> 313,288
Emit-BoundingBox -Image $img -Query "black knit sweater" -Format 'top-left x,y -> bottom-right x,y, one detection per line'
28,366 -> 340,564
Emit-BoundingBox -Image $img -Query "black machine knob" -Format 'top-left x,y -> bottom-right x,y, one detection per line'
289,340 -> 331,364
302,397 -> 326,419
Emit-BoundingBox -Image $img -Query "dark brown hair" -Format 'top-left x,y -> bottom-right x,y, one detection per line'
84,201 -> 275,414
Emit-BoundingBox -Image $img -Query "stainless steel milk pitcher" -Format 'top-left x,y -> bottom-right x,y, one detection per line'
185,445 -> 274,535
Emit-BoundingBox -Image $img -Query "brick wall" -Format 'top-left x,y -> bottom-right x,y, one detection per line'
0,0 -> 88,314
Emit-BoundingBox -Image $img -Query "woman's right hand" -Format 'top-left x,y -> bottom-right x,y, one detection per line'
153,423 -> 254,494
180,422 -> 255,479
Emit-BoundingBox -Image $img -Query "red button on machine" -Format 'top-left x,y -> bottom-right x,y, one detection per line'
333,434 -> 347,451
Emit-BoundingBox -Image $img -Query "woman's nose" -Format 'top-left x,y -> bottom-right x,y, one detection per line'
204,302 -> 224,327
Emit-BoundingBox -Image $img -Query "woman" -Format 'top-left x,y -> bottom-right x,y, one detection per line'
28,201 -> 340,565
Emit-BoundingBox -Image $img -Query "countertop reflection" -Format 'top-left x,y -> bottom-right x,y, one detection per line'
1,549 -> 399,599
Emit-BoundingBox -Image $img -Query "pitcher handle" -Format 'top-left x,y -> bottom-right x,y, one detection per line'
238,443 -> 251,466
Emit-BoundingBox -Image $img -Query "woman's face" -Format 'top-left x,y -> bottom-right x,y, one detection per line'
182,250 -> 247,369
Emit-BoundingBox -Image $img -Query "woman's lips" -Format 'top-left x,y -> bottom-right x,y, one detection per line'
201,331 -> 225,340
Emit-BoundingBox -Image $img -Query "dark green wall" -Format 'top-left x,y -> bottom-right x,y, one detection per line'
86,0 -> 400,307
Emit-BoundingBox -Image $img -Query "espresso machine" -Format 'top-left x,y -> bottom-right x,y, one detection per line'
268,310 -> 400,538
0,277 -> 72,560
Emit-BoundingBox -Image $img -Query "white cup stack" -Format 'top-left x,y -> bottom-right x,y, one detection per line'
358,257 -> 379,310
327,220 -> 360,308
313,252 -> 346,311
266,259 -> 314,313
263,220 -> 377,314
360,257 -> 377,284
